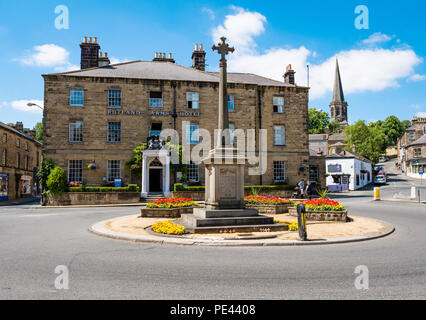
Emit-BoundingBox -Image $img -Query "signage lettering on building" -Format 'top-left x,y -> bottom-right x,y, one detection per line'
328,164 -> 342,173
107,109 -> 142,116
150,111 -> 201,117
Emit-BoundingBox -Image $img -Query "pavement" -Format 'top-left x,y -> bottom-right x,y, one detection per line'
0,166 -> 426,299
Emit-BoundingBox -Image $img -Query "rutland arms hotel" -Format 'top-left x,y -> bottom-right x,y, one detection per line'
42,37 -> 311,196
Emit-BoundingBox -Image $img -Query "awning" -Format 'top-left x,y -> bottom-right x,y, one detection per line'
410,159 -> 426,165
0,173 -> 9,179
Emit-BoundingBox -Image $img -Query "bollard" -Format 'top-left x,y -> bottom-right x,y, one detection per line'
297,204 -> 308,241
411,187 -> 417,200
374,187 -> 381,201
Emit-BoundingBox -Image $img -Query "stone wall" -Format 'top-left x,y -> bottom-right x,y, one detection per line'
245,204 -> 292,215
141,207 -> 194,218
288,207 -> 348,222
43,192 -> 141,206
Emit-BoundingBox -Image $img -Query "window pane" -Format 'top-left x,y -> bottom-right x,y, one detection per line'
69,121 -> 83,143
187,92 -> 199,109
188,162 -> 200,182
70,89 -> 84,106
108,122 -> 121,143
274,126 -> 285,145
273,97 -> 284,113
186,124 -> 199,144
228,95 -> 235,111
108,90 -> 122,107
68,160 -> 83,183
107,160 -> 121,182
274,161 -> 286,182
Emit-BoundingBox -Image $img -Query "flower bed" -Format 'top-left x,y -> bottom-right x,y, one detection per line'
151,220 -> 186,235
298,199 -> 346,212
274,220 -> 299,231
288,199 -> 348,222
245,196 -> 294,214
146,198 -> 199,209
142,198 -> 199,218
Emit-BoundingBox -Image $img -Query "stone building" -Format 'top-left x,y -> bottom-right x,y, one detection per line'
397,116 -> 426,178
42,37 -> 310,195
0,122 -> 42,202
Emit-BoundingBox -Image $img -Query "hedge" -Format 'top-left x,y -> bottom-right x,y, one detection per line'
174,184 -> 296,192
68,185 -> 140,193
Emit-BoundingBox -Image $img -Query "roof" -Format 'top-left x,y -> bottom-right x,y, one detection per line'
45,60 -> 298,87
309,134 -> 329,141
408,134 -> 426,146
0,121 -> 41,145
328,132 -> 346,141
309,148 -> 326,157
327,149 -> 372,163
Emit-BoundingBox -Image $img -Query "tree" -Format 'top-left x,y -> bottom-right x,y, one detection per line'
308,108 -> 330,134
328,122 -> 341,134
401,120 -> 412,130
46,167 -> 67,195
37,157 -> 55,192
381,116 -> 405,147
33,122 -> 44,143
344,121 -> 387,163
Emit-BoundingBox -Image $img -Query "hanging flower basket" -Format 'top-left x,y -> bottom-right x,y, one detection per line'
88,164 -> 97,170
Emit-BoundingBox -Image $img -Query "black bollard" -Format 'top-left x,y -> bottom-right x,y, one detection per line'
297,203 -> 308,241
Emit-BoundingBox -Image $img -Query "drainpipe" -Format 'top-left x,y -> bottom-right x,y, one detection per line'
257,87 -> 263,186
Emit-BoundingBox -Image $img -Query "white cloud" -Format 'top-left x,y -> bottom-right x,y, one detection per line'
109,57 -> 130,65
202,7 -> 215,20
18,44 -> 70,67
409,74 -> 426,82
212,6 -> 266,54
362,32 -> 393,45
412,104 -> 423,110
7,100 -> 44,114
54,63 -> 80,72
416,112 -> 426,118
212,8 -> 424,100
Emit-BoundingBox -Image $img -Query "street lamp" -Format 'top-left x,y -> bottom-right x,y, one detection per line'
27,103 -> 44,110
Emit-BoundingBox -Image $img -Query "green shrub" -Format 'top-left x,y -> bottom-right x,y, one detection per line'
67,186 -> 140,193
46,167 -> 67,195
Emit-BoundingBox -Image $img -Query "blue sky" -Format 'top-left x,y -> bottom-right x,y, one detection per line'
0,0 -> 425,128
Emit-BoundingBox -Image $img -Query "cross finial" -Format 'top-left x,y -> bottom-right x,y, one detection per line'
212,37 -> 235,61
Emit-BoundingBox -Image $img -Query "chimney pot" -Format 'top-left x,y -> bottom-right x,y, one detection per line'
168,53 -> 172,59
199,44 -> 203,51
195,44 -> 198,51
84,36 -> 87,43
94,37 -> 98,44
105,52 -> 108,58
89,37 -> 92,43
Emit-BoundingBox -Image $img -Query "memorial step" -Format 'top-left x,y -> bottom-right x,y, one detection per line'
180,214 -> 274,228
193,208 -> 259,219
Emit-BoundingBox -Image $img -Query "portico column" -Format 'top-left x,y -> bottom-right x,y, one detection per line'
164,155 -> 171,197
141,154 -> 148,197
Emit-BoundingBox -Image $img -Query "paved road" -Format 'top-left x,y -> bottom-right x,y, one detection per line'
0,172 -> 425,300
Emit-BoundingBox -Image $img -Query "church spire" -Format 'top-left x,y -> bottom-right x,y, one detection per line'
330,58 -> 348,126
332,58 -> 345,103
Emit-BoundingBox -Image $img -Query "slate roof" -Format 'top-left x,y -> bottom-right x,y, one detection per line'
327,149 -> 372,163
408,134 -> 426,146
46,60 -> 297,87
0,121 -> 41,144
328,132 -> 346,141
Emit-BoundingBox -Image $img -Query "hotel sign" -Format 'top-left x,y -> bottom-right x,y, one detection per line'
107,109 -> 142,116
328,164 -> 342,173
150,111 -> 201,117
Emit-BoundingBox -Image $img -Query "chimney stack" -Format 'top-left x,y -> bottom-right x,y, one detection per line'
153,51 -> 175,63
284,64 -> 296,85
98,51 -> 111,67
80,36 -> 101,69
192,43 -> 206,71
15,122 -> 24,132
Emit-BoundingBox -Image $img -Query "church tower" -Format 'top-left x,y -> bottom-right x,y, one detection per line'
329,58 -> 348,127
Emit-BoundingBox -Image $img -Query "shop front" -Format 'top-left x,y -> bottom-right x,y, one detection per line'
0,173 -> 9,202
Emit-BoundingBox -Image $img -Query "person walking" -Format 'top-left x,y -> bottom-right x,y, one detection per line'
298,180 -> 305,199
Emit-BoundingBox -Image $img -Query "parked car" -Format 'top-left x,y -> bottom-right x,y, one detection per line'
374,175 -> 387,185
379,156 -> 389,163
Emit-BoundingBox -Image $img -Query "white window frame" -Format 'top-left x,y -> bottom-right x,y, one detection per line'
149,92 -> 163,108
68,160 -> 83,183
229,123 -> 235,144
186,124 -> 199,145
274,126 -> 286,146
108,90 -> 122,108
70,88 -> 85,107
108,122 -> 121,143
2,149 -> 6,166
186,92 -> 199,110
107,160 -> 121,182
187,162 -> 200,183
69,121 -> 83,143
274,161 -> 287,183
3,133 -> 7,143
273,97 -> 284,114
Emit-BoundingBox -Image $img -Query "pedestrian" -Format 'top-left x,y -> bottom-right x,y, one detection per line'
298,180 -> 305,199
305,181 -> 314,199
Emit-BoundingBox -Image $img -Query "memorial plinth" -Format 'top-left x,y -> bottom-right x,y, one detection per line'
178,38 -> 286,234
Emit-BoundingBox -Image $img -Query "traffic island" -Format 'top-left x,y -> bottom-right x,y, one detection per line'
89,214 -> 395,246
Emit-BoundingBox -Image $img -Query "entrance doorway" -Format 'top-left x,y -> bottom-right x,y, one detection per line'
149,169 -> 163,193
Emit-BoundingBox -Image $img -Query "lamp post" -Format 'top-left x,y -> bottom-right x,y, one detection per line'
27,103 -> 44,110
